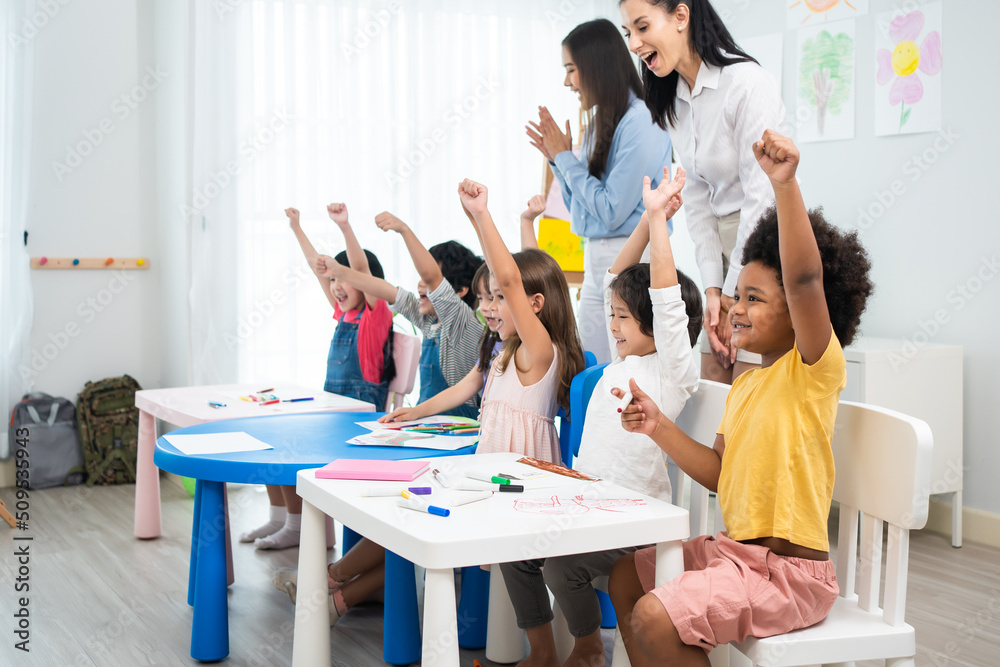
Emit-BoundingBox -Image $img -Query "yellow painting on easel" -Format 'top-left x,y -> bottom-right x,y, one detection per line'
538,218 -> 584,272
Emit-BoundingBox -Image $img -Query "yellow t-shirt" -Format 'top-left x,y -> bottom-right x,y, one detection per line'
717,334 -> 846,552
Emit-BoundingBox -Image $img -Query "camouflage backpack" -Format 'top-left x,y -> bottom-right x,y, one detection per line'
76,375 -> 142,486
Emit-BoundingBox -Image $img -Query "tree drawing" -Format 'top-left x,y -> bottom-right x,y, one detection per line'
798,30 -> 854,134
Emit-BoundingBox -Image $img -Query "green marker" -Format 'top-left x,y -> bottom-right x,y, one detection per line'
466,471 -> 510,485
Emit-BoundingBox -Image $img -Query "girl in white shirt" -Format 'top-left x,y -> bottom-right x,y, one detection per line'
498,168 -> 699,667
619,0 -> 786,384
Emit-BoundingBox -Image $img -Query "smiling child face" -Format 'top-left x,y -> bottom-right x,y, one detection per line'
730,261 -> 796,362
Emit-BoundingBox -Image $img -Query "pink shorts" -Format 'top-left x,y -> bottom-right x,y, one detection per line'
634,533 -> 838,651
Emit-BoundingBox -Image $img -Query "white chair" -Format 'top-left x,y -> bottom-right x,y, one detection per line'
384,330 -> 421,411
730,401 -> 933,667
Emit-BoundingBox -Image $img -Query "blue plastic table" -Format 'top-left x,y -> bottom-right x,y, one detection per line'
154,411 -> 481,662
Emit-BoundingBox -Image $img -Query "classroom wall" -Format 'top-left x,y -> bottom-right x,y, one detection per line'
709,0 -> 999,515
1,0 -> 169,486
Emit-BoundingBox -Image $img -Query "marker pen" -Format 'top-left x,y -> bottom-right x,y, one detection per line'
397,497 -> 450,517
431,468 -> 451,488
259,399 -> 280,406
465,471 -> 510,485
454,483 -> 523,493
616,388 -> 634,413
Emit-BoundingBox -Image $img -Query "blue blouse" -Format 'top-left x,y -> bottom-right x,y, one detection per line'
550,95 -> 673,239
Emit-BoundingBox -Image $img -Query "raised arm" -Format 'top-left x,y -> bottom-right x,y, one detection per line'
375,212 -> 444,292
753,130 -> 831,365
519,195 -> 546,250
643,167 -> 686,289
458,179 -> 554,373
617,378 -> 723,492
328,203 -> 378,309
609,211 -> 650,275
378,366 -> 486,423
286,207 -> 337,310
315,255 -> 399,305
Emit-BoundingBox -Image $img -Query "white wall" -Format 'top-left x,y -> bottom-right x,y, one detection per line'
707,0 -> 1000,514
1,0 -> 164,485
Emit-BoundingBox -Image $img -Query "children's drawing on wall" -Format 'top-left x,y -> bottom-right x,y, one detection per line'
875,3 -> 943,136
512,495 -> 647,516
796,21 -> 855,143
788,0 -> 868,29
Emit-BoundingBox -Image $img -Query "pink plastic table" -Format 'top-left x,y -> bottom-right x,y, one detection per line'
134,384 -> 374,540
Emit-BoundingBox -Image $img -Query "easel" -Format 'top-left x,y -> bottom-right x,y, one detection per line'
0,498 -> 15,528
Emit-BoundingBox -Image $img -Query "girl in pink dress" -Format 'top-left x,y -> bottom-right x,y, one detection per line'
458,179 -> 586,464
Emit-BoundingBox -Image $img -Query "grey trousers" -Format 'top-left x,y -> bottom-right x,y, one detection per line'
498,547 -> 638,638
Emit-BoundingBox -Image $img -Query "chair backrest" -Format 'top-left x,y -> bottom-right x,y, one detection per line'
385,331 -> 421,411
673,379 -> 730,536
557,351 -> 600,467
830,401 -> 932,627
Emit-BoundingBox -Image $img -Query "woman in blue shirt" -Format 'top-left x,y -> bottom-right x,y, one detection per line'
528,18 -> 673,364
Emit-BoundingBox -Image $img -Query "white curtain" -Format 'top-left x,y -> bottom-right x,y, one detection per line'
0,0 -> 36,459
188,0 -> 619,390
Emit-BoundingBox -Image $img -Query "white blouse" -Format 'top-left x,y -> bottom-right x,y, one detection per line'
671,59 -> 787,296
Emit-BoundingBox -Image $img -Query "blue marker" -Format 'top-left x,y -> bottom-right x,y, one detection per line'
397,497 -> 450,517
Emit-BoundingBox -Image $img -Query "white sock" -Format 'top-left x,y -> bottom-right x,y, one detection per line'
240,506 -> 287,543
254,512 -> 302,550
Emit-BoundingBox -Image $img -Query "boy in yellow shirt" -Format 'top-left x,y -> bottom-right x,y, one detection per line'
608,131 -> 874,665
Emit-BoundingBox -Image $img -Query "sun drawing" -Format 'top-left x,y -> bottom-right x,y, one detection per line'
790,0 -> 859,25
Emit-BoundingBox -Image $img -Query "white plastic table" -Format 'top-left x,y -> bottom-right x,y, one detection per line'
134,384 -> 374,539
291,452 -> 690,667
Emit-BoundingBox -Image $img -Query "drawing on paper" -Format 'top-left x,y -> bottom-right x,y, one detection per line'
797,22 -> 855,142
513,495 -> 647,516
875,5 -> 942,135
788,0 -> 868,28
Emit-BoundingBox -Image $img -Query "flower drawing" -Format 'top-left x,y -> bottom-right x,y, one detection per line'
877,10 -> 942,130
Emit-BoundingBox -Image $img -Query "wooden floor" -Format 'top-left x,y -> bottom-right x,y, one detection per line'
2,478 -> 997,666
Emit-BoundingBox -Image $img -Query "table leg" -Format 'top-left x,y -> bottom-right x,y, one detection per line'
486,564 -> 524,664
223,486 -> 235,585
422,567 -> 459,667
384,550 -> 421,665
187,478 -> 202,607
952,489 -> 963,548
292,500 -> 330,667
190,480 -> 229,661
654,540 -> 684,587
134,409 -> 162,538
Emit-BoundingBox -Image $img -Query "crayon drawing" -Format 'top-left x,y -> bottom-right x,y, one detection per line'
875,3 -> 943,136
797,21 -> 856,143
513,495 -> 647,516
788,0 -> 868,29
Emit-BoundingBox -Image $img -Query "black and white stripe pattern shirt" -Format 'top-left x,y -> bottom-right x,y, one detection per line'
392,277 -> 483,407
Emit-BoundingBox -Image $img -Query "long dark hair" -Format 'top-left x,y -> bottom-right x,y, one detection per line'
623,0 -> 758,128
563,19 -> 644,179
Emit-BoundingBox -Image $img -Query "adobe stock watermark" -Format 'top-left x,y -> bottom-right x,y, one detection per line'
7,0 -> 73,49
51,65 -> 168,183
179,109 -> 290,219
17,271 -> 138,382
855,127 -> 960,232
341,0 -> 402,62
887,254 -> 998,371
385,76 -> 502,188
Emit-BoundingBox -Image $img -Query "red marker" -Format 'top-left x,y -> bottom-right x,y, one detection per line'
259,399 -> 280,406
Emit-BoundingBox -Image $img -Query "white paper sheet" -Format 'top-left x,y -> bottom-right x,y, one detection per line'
788,0 -> 868,30
163,431 -> 274,456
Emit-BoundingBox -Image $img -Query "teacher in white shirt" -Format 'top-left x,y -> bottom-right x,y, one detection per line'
527,18 -> 673,365
619,0 -> 786,382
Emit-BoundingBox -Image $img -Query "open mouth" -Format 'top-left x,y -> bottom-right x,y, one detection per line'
640,51 -> 659,70
614,337 -> 626,346
732,322 -> 751,334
